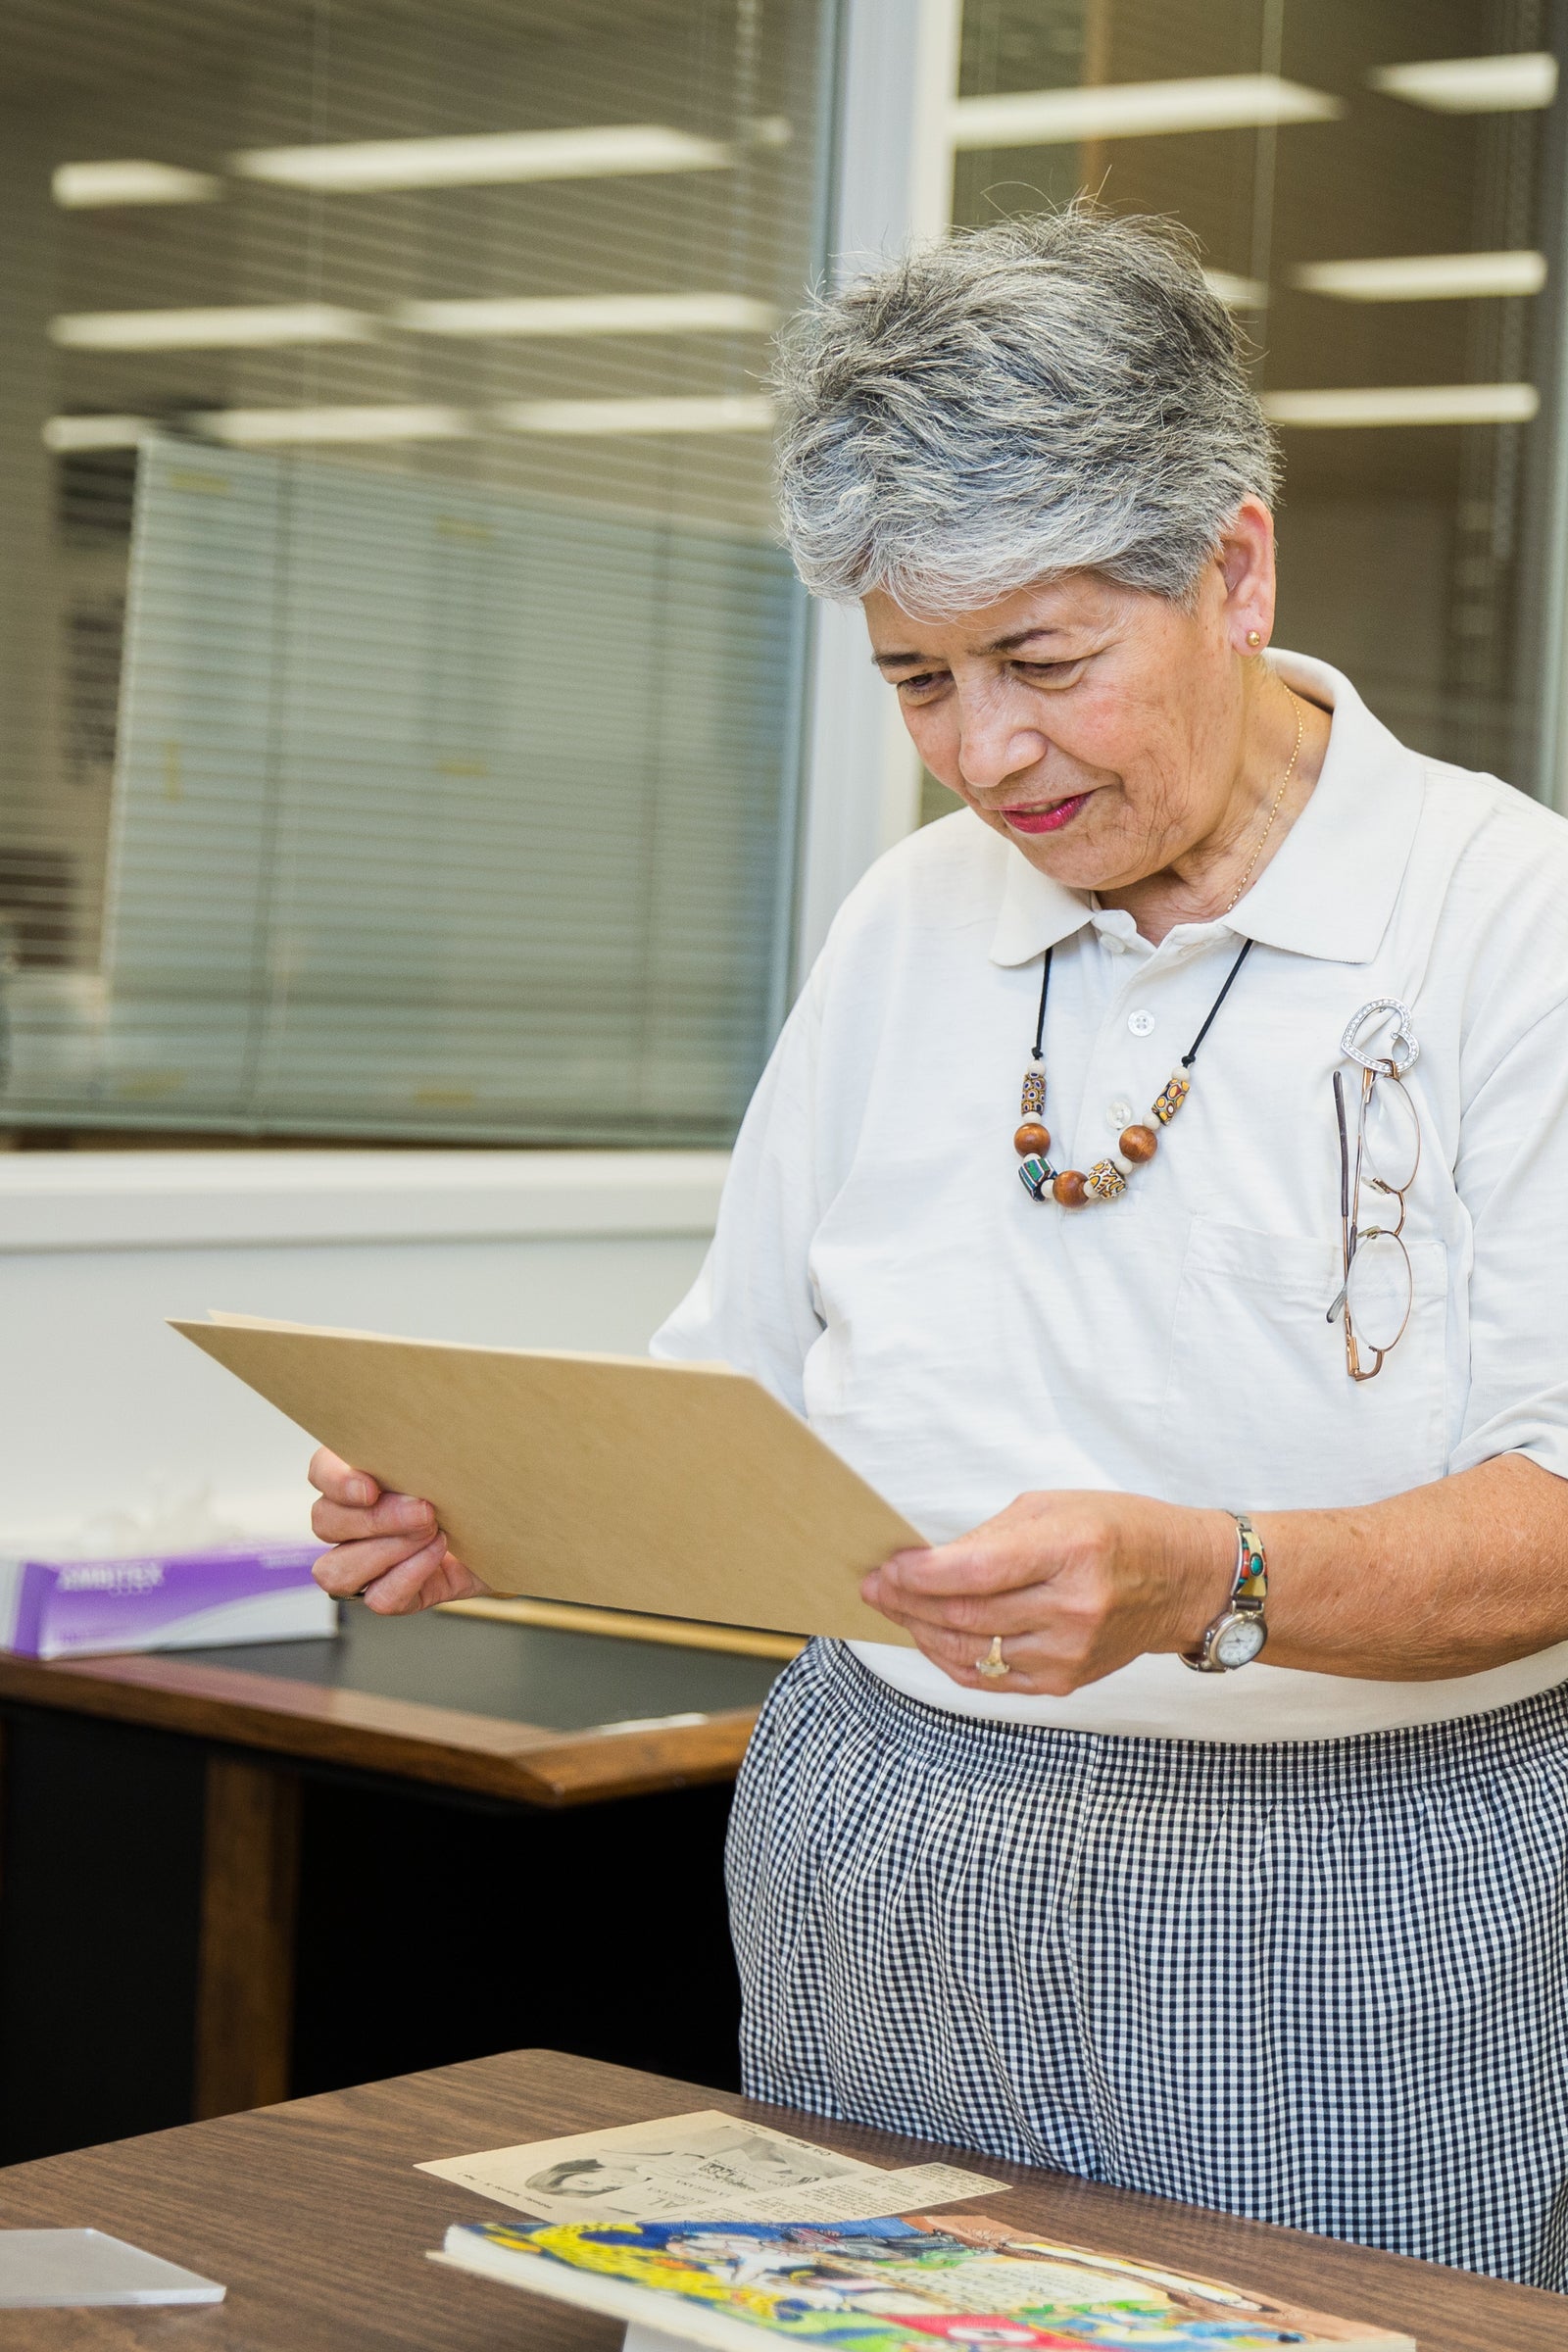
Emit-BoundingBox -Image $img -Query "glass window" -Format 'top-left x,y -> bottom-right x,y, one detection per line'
0,0 -> 832,1144
944,1 -> 1562,801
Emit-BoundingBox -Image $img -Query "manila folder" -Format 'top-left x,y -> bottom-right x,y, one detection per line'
170,1315 -> 923,1645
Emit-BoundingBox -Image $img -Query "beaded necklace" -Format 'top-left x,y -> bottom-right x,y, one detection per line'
1015,936 -> 1253,1206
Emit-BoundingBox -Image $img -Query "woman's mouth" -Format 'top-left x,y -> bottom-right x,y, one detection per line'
1002,792 -> 1091,835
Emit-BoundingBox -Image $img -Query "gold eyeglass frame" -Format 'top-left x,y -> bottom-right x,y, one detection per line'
1328,1000 -> 1421,1383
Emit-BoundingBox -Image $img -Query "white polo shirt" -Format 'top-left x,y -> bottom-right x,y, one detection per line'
653,653 -> 1568,1739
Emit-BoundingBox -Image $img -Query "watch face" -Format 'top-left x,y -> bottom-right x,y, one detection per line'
1213,1615 -> 1266,1669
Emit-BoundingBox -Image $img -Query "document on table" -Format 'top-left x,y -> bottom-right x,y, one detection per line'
170,1313 -> 925,1645
416,2109 -> 1003,2225
0,2230 -> 224,2307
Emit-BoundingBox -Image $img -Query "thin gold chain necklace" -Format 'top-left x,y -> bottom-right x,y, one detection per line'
1223,687 -> 1304,915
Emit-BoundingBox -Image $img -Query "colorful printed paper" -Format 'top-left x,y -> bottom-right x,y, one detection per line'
435,2209 -> 1413,2352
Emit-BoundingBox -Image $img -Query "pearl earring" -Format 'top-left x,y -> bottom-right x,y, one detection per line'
1246,630 -> 1263,649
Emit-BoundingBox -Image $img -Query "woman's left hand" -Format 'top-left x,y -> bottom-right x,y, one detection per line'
860,1490 -> 1236,1694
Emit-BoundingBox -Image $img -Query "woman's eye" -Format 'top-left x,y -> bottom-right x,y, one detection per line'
895,671 -> 946,699
1015,659 -> 1084,687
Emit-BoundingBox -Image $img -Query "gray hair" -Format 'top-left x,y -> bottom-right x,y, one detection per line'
770,206 -> 1281,615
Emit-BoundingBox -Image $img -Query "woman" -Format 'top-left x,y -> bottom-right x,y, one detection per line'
309,211 -> 1568,2289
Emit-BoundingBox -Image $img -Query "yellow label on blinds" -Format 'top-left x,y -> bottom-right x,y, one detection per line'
167,471 -> 232,497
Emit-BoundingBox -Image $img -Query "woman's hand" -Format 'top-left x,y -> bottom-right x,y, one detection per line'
860,1490 -> 1235,1694
307,1447 -> 489,1616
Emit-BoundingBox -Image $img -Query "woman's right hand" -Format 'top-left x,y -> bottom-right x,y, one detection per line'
307,1447 -> 489,1615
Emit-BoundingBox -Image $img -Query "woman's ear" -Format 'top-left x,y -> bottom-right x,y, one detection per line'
1216,497 -> 1277,655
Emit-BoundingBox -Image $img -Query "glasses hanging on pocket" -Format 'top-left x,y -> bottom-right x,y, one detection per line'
1328,1000 -> 1421,1382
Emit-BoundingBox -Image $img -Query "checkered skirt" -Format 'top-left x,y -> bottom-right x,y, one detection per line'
726,1638 -> 1568,2289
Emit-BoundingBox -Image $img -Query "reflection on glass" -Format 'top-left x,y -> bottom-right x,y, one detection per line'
0,0 -> 829,1144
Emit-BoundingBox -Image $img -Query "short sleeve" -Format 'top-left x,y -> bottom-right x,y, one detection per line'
1450,991 -> 1568,1481
649,968 -> 827,1416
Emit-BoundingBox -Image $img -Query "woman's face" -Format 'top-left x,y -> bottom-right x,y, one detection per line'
864,503 -> 1275,896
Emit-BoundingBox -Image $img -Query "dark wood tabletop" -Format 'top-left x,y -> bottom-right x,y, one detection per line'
0,1603 -> 787,1804
0,2047 -> 1559,2350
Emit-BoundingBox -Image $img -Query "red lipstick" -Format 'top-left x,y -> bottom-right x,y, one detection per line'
1004,792 -> 1090,835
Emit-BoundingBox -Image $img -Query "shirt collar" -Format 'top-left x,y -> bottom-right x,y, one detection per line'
988,650 -> 1427,969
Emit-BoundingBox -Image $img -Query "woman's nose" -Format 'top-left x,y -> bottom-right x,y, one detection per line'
956,703 -> 1049,792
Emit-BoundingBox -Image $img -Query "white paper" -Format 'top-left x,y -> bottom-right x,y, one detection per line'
417,2108 -> 1002,2225
0,2229 -> 224,2308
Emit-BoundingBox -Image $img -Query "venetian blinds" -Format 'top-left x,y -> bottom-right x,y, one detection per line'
0,0 -> 832,1142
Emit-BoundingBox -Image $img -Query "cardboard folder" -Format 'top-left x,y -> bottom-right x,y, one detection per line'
170,1314 -> 923,1645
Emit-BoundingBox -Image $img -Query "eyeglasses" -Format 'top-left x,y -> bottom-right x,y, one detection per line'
1327,1002 -> 1421,1383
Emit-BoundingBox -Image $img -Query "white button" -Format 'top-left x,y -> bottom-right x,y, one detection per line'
1106,1098 -> 1134,1130
1127,1009 -> 1155,1037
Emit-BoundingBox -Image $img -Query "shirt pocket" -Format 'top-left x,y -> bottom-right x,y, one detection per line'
1156,1215 -> 1448,1510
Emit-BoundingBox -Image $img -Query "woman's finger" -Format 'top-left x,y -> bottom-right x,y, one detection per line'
311,1490 -> 436,1545
868,1539 -> 1050,1601
308,1446 -> 381,1506
359,1544 -> 482,1616
862,1572 -> 1068,1640
312,1532 -> 441,1596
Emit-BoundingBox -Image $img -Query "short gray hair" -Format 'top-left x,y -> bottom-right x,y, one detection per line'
771,206 -> 1281,615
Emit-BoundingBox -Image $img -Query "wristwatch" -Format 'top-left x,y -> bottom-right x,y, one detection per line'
1181,1514 -> 1268,1673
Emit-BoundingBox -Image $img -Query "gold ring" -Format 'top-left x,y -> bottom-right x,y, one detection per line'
976,1636 -> 1009,1680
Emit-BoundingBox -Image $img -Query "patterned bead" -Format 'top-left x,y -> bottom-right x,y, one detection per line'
1017,1153 -> 1054,1200
1119,1123 -> 1158,1164
1020,1066 -> 1047,1116
1086,1158 -> 1128,1200
1152,1070 -> 1191,1125
1053,1169 -> 1090,1208
1014,1120 -> 1052,1157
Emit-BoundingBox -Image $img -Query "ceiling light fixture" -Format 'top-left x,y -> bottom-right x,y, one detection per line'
1368,53 -> 1557,112
495,393 -> 774,434
53,160 -> 222,209
1293,251 -> 1546,302
1201,270 -> 1269,309
1262,383 -> 1539,428
42,415 -> 151,452
50,304 -> 373,352
951,74 -> 1342,149
231,122 -> 770,195
395,291 -> 778,337
193,405 -> 471,445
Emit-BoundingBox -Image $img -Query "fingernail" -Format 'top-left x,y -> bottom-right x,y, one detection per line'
348,1477 -> 373,1504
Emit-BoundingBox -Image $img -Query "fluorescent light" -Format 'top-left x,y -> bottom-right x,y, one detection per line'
951,74 -> 1342,150
53,160 -> 221,208
50,303 -> 373,353
1293,251 -> 1547,302
1262,383 -> 1540,428
232,122 -> 737,195
1202,270 -> 1268,309
395,291 -> 778,338
1369,53 -> 1557,112
496,394 -> 774,435
194,405 -> 471,445
42,415 -> 150,452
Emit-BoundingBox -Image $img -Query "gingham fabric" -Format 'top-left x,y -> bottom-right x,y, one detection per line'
728,1638 -> 1568,2290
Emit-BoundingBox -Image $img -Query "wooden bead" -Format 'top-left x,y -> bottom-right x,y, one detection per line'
1053,1169 -> 1090,1208
1119,1123 -> 1158,1164
1014,1121 -> 1052,1157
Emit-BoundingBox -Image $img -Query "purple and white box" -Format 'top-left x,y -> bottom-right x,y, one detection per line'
0,1544 -> 337,1659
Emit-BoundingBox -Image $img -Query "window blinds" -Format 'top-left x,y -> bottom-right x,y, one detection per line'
0,0 -> 832,1142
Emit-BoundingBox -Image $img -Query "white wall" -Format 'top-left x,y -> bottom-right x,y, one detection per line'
0,1152 -> 723,1552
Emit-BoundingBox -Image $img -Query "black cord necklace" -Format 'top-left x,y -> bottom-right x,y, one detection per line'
1016,937 -> 1253,1205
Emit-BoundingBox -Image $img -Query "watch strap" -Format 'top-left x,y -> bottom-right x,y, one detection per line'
1180,1512 -> 1268,1673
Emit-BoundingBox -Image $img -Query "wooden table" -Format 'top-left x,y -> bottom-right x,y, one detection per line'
0,1610 -> 786,2164
0,2046 -> 1559,2349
